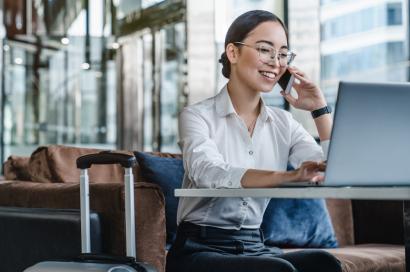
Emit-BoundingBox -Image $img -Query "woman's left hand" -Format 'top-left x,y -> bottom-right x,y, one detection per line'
280,66 -> 327,111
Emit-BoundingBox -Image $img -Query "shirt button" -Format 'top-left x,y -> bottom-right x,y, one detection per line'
242,201 -> 248,206
249,150 -> 253,155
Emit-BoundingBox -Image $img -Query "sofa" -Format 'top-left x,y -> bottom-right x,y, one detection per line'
0,145 -> 405,272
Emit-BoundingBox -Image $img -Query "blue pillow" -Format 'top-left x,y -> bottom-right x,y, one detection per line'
261,198 -> 338,248
134,152 -> 184,248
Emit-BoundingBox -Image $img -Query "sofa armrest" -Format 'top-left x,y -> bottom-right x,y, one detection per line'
0,181 -> 166,272
352,200 -> 403,245
326,199 -> 354,246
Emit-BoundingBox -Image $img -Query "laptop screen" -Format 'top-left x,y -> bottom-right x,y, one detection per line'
325,81 -> 410,186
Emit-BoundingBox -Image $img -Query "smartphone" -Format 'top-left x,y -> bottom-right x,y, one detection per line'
278,69 -> 295,95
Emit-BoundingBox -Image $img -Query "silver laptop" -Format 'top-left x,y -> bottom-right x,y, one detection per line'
283,81 -> 410,187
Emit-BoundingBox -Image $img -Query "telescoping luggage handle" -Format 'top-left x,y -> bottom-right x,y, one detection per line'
76,151 -> 137,258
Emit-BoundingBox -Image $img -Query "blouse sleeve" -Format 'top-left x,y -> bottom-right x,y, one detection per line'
178,108 -> 247,189
288,116 -> 328,168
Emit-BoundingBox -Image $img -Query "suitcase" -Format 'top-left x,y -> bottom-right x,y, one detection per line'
0,207 -> 102,271
24,151 -> 157,272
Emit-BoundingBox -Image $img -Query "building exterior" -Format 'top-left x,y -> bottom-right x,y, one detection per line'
320,0 -> 408,104
288,0 -> 321,136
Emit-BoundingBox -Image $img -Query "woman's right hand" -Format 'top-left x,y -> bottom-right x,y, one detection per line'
292,161 -> 326,183
241,161 -> 326,188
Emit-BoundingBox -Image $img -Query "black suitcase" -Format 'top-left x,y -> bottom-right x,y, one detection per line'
25,151 -> 157,272
0,207 -> 102,271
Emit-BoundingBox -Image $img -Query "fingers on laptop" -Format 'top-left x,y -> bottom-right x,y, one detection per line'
311,174 -> 325,183
297,161 -> 326,183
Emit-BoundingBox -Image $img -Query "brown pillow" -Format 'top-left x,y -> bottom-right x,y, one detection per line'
29,145 -> 132,183
3,156 -> 31,181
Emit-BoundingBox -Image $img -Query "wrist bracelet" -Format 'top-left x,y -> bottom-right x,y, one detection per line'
311,105 -> 332,119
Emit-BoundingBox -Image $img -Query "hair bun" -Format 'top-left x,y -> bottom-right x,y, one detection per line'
219,52 -> 227,63
219,52 -> 231,78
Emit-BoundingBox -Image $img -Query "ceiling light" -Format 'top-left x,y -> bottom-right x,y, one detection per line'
14,58 -> 23,65
61,37 -> 70,45
81,62 -> 90,70
111,42 -> 120,49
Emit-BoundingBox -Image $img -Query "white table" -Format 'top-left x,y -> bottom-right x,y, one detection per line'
175,186 -> 410,200
175,186 -> 410,271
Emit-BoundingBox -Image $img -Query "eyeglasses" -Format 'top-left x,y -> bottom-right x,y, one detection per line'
233,42 -> 296,67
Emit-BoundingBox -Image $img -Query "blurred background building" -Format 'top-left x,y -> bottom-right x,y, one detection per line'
0,0 -> 408,169
320,0 -> 408,103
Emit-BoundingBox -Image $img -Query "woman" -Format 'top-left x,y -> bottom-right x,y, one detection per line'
166,10 -> 341,272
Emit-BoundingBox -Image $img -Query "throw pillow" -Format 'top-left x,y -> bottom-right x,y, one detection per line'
28,145 -> 127,183
134,152 -> 184,247
261,198 -> 339,248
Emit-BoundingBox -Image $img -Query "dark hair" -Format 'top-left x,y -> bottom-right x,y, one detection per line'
219,10 -> 288,79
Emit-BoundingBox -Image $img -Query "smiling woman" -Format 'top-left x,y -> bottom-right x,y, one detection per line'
166,10 -> 339,272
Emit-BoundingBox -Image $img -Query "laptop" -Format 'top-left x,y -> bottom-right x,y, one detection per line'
282,81 -> 410,187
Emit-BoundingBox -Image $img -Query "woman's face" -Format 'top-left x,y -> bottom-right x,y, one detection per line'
231,21 -> 288,93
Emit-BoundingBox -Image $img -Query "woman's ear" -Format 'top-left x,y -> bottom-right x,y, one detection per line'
226,43 -> 239,64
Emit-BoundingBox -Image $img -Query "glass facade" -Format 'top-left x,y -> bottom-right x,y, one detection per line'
321,0 -> 344,4
3,38 -> 117,156
159,23 -> 186,152
321,42 -> 405,80
321,3 -> 402,41
287,0 -> 322,137
1,0 -> 117,161
319,0 -> 407,106
287,0 -> 408,137
115,0 -> 186,152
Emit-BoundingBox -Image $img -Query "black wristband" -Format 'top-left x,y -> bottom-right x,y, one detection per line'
311,105 -> 332,119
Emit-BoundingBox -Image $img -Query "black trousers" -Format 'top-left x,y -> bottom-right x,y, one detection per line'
166,222 -> 342,272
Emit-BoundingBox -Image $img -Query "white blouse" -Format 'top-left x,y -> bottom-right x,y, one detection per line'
177,85 -> 329,229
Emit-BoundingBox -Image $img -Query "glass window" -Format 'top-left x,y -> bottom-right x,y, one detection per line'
320,41 -> 406,107
1,0 -> 117,161
387,3 -> 402,25
291,0 -> 407,137
159,22 -> 186,152
321,5 -> 389,41
142,0 -> 165,9
114,0 -> 141,20
142,32 -> 154,151
321,0 -> 344,5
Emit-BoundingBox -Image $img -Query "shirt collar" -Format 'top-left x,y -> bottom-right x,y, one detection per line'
215,85 -> 236,117
259,97 -> 275,122
216,85 -> 275,122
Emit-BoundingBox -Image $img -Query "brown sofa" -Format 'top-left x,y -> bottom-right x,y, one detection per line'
0,145 -> 405,272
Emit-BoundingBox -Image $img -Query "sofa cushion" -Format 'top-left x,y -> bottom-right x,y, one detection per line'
134,151 -> 183,248
261,198 -> 338,248
283,244 -> 404,272
28,145 -> 130,183
325,244 -> 404,272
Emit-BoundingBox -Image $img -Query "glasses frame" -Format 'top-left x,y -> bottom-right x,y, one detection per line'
233,42 -> 296,67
